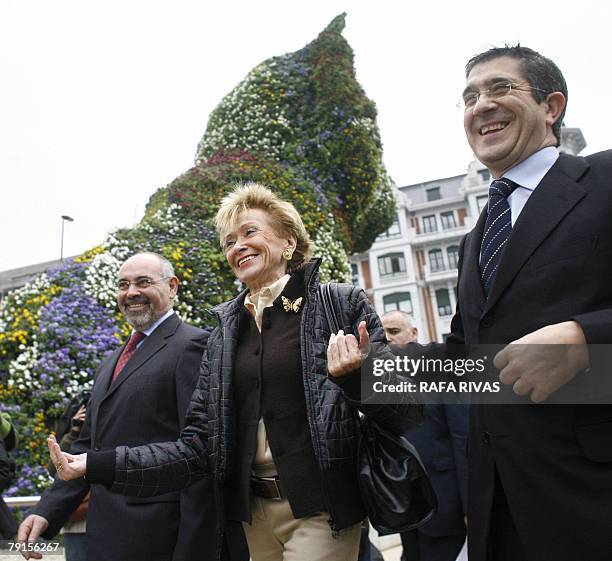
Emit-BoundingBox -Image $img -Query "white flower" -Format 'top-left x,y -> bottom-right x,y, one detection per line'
313,214 -> 351,284
83,251 -> 122,310
0,273 -> 50,328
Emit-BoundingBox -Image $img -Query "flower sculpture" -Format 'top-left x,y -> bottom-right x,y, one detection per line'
0,13 -> 396,495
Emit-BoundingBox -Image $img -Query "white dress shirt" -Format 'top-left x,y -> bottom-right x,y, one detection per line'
501,146 -> 559,226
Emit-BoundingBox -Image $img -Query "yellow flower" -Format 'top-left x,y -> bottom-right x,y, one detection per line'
75,246 -> 105,263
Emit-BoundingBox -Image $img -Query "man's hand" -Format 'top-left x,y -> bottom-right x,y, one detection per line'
47,434 -> 87,481
494,321 -> 589,403
16,514 -> 49,559
327,321 -> 371,377
71,405 -> 86,426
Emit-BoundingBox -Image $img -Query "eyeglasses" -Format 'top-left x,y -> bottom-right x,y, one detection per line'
117,277 -> 171,292
459,81 -> 549,109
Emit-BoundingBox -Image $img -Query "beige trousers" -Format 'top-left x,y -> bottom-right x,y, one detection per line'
242,496 -> 361,561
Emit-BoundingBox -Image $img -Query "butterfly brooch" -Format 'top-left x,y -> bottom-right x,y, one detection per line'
282,296 -> 303,313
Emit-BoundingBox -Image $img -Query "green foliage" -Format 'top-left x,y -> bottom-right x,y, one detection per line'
1,14 -> 396,495
195,13 -> 395,253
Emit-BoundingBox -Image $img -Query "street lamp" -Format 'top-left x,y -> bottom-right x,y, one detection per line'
60,215 -> 74,262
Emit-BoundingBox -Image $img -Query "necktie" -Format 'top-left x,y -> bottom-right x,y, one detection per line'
479,178 -> 519,295
111,331 -> 146,383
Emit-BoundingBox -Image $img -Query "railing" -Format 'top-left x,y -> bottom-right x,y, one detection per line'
5,496 -> 40,508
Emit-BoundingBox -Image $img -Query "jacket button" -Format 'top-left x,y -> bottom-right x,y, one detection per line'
481,317 -> 492,328
254,379 -> 260,389
94,447 -> 101,451
482,431 -> 490,445
262,319 -> 272,329
254,347 -> 260,356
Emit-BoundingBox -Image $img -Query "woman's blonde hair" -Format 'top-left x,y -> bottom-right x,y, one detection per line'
214,183 -> 314,272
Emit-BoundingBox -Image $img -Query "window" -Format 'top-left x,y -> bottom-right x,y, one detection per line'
426,187 -> 441,201
378,253 -> 406,277
447,246 -> 460,269
422,215 -> 438,233
377,215 -> 401,239
383,292 -> 413,314
440,211 -> 457,230
477,195 -> 488,213
479,169 -> 491,182
429,249 -> 445,273
436,288 -> 452,316
350,263 -> 359,286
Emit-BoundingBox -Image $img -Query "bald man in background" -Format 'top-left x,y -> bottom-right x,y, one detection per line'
381,310 -> 418,346
381,311 -> 468,561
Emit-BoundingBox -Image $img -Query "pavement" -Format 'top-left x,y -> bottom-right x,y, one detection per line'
0,537 -> 406,561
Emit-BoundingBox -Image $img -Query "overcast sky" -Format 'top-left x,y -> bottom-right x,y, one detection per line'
1,0 -> 610,271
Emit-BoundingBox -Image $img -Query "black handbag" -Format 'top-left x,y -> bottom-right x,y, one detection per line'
319,283 -> 437,533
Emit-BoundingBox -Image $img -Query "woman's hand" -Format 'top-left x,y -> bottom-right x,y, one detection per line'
48,434 -> 87,481
327,321 -> 371,377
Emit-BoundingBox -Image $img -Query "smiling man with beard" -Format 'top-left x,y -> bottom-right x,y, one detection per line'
116,252 -> 178,330
18,252 -> 246,561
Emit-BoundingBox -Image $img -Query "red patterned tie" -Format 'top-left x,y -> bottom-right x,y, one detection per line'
111,331 -> 146,384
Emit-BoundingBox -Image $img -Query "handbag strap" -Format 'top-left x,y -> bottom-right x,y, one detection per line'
319,283 -> 341,334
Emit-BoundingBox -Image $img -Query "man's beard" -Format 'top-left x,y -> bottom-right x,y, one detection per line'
122,299 -> 161,331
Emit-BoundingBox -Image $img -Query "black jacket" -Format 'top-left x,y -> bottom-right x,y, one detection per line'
228,270 -> 325,522
36,314 -> 223,561
88,259 -> 421,534
450,151 -> 612,561
0,433 -> 17,539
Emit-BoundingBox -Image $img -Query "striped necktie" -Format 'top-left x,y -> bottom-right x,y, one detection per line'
479,178 -> 519,295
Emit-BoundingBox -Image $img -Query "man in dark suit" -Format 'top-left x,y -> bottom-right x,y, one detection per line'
452,46 -> 612,561
17,252 -> 239,561
382,312 -> 468,561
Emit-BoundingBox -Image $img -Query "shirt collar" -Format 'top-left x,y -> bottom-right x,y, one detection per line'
494,146 -> 559,192
245,274 -> 291,310
138,308 -> 175,337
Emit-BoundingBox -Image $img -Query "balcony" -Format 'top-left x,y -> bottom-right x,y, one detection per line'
377,271 -> 409,285
414,224 -> 469,245
423,264 -> 458,283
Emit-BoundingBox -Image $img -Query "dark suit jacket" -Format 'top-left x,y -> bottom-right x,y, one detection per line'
449,151 -> 612,561
35,313 -> 219,561
404,404 -> 468,538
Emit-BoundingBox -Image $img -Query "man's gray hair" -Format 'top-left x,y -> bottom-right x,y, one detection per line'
129,252 -> 175,277
381,309 -> 415,326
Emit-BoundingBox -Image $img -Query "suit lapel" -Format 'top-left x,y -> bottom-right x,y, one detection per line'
101,313 -> 181,401
463,208 -> 488,311
90,346 -> 123,437
484,155 -> 588,314
96,347 -> 123,391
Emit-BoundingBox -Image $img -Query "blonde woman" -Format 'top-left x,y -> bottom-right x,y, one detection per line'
48,184 -> 420,561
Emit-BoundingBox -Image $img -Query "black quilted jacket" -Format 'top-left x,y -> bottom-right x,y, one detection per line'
88,259 -> 421,533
